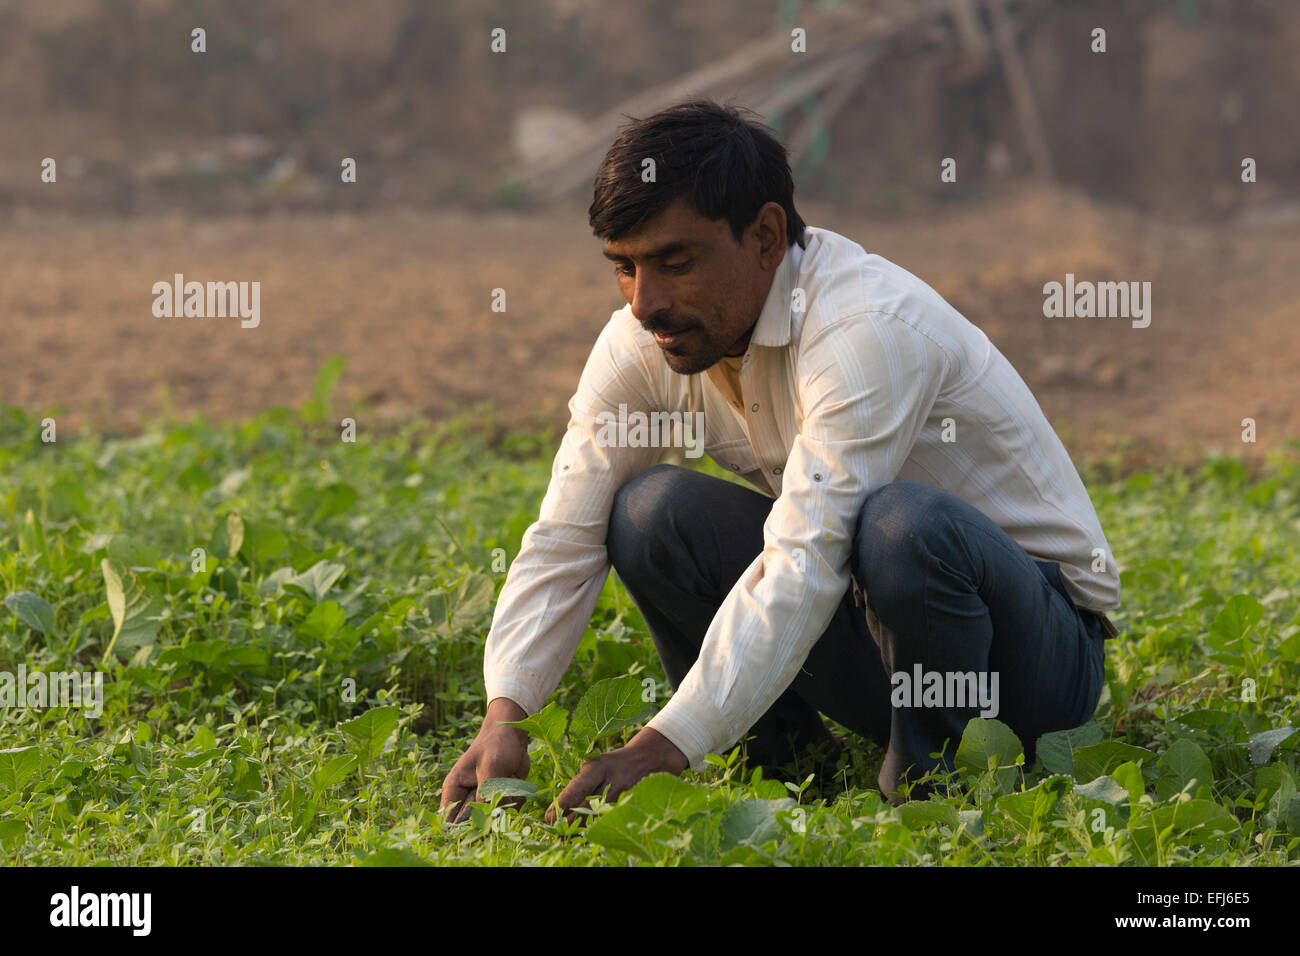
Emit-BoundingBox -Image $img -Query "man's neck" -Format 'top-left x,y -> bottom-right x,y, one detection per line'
724,315 -> 760,357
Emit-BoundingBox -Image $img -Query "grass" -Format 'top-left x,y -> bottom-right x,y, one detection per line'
1,379 -> 1299,866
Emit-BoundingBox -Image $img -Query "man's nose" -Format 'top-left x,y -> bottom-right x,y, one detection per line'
630,271 -> 671,324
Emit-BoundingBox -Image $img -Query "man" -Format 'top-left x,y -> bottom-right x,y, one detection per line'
439,100 -> 1120,824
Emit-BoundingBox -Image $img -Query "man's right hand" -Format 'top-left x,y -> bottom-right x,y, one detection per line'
438,696 -> 531,824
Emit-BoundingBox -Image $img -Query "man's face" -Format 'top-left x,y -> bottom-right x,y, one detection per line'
602,198 -> 787,375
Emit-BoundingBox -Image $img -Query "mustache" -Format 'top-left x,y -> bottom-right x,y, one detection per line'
644,316 -> 695,336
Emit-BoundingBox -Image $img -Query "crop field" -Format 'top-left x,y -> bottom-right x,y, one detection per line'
2,365 -> 1298,867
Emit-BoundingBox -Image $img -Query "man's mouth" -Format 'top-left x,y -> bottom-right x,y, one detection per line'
652,327 -> 693,348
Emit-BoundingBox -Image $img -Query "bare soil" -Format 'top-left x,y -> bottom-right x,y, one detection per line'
3,186 -> 1297,473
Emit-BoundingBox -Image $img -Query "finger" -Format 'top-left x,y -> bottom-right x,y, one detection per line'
553,764 -> 607,824
439,767 -> 476,811
545,767 -> 590,824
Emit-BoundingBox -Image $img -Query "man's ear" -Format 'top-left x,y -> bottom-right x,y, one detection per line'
751,202 -> 788,270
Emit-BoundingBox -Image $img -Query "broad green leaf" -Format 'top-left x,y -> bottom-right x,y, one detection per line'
897,800 -> 961,832
312,483 -> 357,520
720,797 -> 796,850
210,512 -> 245,560
477,777 -> 542,801
1131,799 -> 1238,862
1155,739 -> 1214,800
955,718 -> 1024,791
339,705 -> 400,762
0,746 -> 42,792
0,819 -> 25,849
1074,774 -> 1130,806
215,645 -> 269,673
585,774 -> 709,862
99,559 -> 163,663
5,591 -> 54,633
719,843 -> 771,866
1207,594 -> 1266,649
1262,767 -> 1294,829
618,772 -> 708,822
1034,721 -> 1103,776
102,558 -> 125,649
569,676 -> 656,753
995,777 -> 1069,834
226,513 -> 245,559
312,753 -> 359,792
1283,796 -> 1300,833
299,601 -> 347,641
158,640 -> 224,666
48,476 -> 89,518
285,560 -> 347,604
176,462 -> 213,493
242,520 -> 287,563
106,534 -> 160,569
450,572 -> 495,627
500,701 -> 568,748
1072,741 -> 1155,783
184,724 -> 216,750
1248,727 -> 1298,766
1175,709 -> 1239,733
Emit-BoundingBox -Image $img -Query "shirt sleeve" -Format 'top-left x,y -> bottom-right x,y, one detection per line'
645,310 -> 950,770
482,314 -> 667,716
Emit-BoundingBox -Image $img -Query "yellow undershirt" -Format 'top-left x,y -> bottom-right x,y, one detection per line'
717,353 -> 745,409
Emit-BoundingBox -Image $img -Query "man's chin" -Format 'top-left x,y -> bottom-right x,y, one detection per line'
661,347 -> 721,376
662,352 -> 712,375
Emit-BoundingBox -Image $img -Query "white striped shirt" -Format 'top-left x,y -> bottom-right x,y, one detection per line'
483,226 -> 1121,771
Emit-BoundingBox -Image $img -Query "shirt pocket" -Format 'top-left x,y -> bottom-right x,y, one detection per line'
707,438 -> 760,476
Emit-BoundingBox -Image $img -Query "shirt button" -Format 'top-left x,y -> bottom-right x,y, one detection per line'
751,403 -> 759,412
773,467 -> 782,475
813,473 -> 823,481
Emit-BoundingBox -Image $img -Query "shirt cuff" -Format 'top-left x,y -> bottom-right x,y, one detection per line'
645,691 -> 730,773
483,674 -> 546,718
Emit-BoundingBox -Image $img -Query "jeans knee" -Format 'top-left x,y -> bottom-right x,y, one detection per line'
853,481 -> 960,607
606,464 -> 689,574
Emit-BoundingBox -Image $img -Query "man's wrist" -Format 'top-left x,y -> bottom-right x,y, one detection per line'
630,727 -> 690,774
485,697 -> 528,736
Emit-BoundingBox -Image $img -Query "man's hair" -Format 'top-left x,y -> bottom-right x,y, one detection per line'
588,100 -> 807,249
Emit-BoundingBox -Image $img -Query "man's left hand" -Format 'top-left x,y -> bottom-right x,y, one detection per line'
545,728 -> 689,825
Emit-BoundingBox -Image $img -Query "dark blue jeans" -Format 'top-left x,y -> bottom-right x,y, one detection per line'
605,464 -> 1107,801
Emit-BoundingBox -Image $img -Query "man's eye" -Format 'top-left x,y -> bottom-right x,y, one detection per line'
664,260 -> 692,273
614,264 -> 634,278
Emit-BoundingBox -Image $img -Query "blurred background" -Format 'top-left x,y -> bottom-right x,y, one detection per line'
1,0 -> 1297,470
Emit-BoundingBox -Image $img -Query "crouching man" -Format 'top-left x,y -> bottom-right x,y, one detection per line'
439,100 -> 1120,823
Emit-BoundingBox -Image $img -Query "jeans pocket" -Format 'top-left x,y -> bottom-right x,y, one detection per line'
1038,560 -> 1105,642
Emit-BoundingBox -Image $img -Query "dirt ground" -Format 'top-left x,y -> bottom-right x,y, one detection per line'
2,185 -> 1298,473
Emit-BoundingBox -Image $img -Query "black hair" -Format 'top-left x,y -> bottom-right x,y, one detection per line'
588,99 -> 807,249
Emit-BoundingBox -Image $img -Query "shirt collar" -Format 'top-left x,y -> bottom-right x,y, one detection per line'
747,239 -> 805,349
